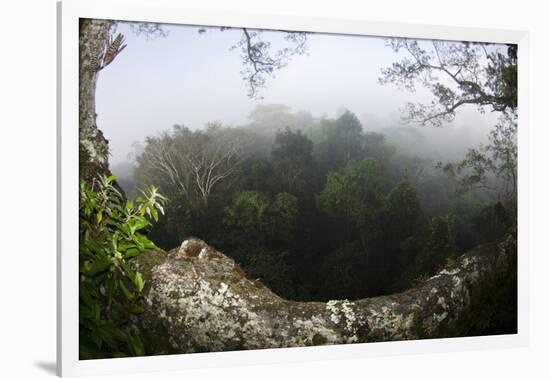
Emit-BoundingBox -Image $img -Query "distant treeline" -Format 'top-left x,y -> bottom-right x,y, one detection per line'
112,105 -> 516,304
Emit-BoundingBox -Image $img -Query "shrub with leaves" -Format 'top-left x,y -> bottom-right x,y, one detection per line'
79,175 -> 167,359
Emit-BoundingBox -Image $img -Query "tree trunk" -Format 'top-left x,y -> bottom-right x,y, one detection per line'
131,234 -> 516,354
79,18 -> 113,182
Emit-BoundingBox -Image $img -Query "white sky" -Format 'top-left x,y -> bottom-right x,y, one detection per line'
95,22 -> 504,164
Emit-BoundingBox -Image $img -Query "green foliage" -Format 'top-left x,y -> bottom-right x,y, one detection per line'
320,241 -> 368,299
135,123 -> 250,209
271,192 -> 299,238
486,45 -> 517,110
474,202 -> 511,243
272,127 -> 314,194
221,190 -> 299,297
416,214 -> 457,276
317,159 -> 382,229
80,27 -> 518,344
79,175 -> 166,359
428,214 -> 455,253
315,111 -> 366,171
439,111 -> 517,200
223,190 -> 298,242
382,179 -> 421,238
364,132 -> 396,170
128,107 -> 515,322
442,238 -> 517,337
245,249 -> 295,297
223,191 -> 270,236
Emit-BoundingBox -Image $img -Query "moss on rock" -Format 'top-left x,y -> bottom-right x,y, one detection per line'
130,235 -> 516,355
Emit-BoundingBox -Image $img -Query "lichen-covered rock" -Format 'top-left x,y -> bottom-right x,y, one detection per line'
174,237 -> 223,260
132,234 -> 516,354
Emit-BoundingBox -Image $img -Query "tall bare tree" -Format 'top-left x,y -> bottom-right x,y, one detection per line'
137,125 -> 251,207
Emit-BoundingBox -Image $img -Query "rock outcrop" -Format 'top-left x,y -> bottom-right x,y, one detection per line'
131,235 -> 516,354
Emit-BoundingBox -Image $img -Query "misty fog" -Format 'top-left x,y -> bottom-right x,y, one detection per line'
96,22 -> 500,174
79,19 -> 518,351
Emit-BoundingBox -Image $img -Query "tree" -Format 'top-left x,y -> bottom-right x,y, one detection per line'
245,105 -> 316,142
316,159 -> 383,252
79,19 -> 170,182
135,127 -> 193,200
270,192 -> 300,240
245,104 -> 300,154
381,38 -> 518,208
197,26 -> 308,98
320,241 -> 368,299
416,214 -> 457,276
223,190 -> 299,243
383,179 -> 421,239
223,191 -> 271,238
222,190 -> 299,298
363,132 -> 396,172
272,127 -> 314,194
315,110 -> 366,171
380,39 -> 517,127
136,124 -> 251,208
439,111 -> 517,200
79,20 -> 307,182
248,104 -> 295,129
79,19 -> 116,182
228,28 -> 308,99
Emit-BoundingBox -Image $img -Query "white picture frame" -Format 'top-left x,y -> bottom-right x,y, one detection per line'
57,0 -> 530,376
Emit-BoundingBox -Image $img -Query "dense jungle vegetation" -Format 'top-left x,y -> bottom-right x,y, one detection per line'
79,24 -> 518,358
112,105 -> 517,304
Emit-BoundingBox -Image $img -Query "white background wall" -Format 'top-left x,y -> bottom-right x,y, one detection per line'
0,0 -> 548,377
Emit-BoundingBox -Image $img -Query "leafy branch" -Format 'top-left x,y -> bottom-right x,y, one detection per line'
79,175 -> 167,359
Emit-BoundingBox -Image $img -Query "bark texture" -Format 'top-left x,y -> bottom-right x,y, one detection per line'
131,234 -> 516,354
79,18 -> 113,182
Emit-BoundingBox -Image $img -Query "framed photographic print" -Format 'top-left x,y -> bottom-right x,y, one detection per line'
58,0 -> 529,376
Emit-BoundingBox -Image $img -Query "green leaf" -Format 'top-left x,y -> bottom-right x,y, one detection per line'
128,304 -> 145,314
98,325 -> 121,350
125,200 -> 134,211
105,275 -> 116,301
81,258 -> 111,277
79,174 -> 167,358
134,272 -> 145,293
100,324 -> 127,342
142,239 -> 156,249
79,282 -> 97,308
119,281 -> 134,301
128,334 -> 145,357
93,303 -> 101,324
123,247 -> 141,258
130,234 -> 145,250
133,219 -> 149,231
120,261 -> 136,282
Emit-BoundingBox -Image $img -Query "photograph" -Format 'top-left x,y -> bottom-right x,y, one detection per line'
78,17 -> 518,360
